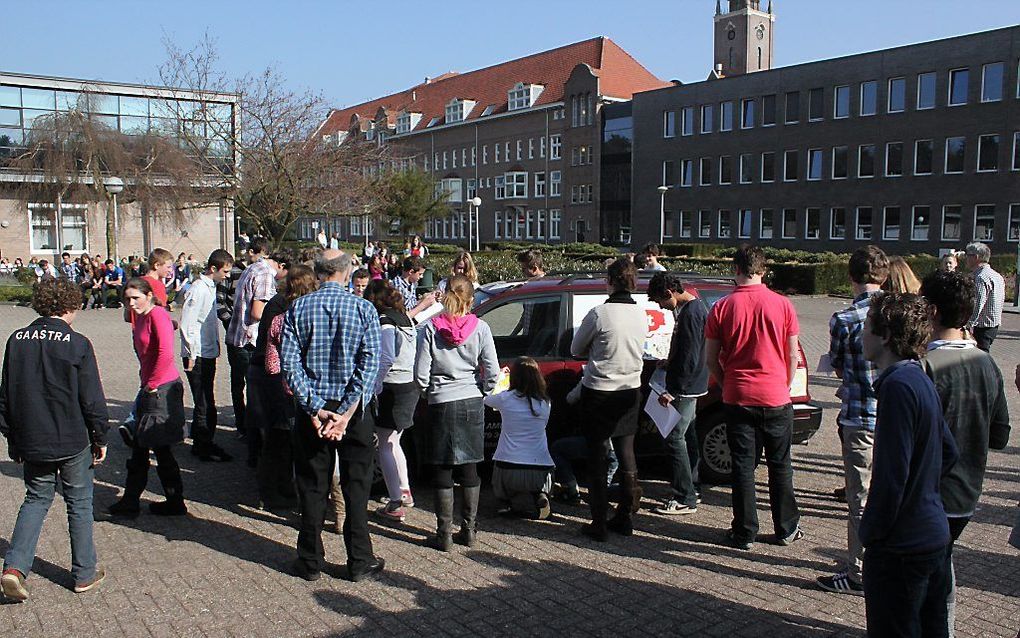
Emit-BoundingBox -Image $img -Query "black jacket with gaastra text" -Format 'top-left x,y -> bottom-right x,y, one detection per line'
0,316 -> 109,462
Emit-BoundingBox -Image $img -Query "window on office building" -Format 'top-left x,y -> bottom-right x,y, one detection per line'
860,81 -> 877,116
1014,131 -> 1020,171
740,154 -> 754,184
762,94 -> 776,126
915,140 -> 934,175
718,210 -> 732,238
782,208 -> 797,239
982,62 -> 1004,102
784,150 -> 798,181
856,207 -> 873,240
534,172 -> 546,198
832,146 -> 849,179
720,101 -> 734,131
738,209 -> 753,239
701,104 -> 714,133
681,106 -> 694,136
949,69 -> 969,106
942,205 -> 962,241
859,144 -> 876,177
806,208 -> 821,239
917,72 -> 936,110
785,91 -> 800,123
741,99 -> 755,128
911,206 -> 930,241
761,152 -> 776,182
945,137 -> 966,173
662,160 -> 676,186
550,171 -> 561,197
886,142 -> 904,177
834,86 -> 850,119
699,210 -> 712,238
719,156 -> 733,184
680,159 -> 693,187
808,149 -> 823,180
700,157 -> 713,186
830,207 -> 847,239
760,209 -> 774,239
888,77 -> 906,113
809,88 -> 824,121
974,205 -> 995,241
550,134 -> 561,159
883,207 -> 901,240
978,134 -> 1000,172
550,210 -> 561,239
679,211 -> 692,238
1009,204 -> 1020,242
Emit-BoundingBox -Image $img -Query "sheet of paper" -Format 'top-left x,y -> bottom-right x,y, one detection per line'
644,387 -> 683,438
815,353 -> 835,375
414,301 -> 444,327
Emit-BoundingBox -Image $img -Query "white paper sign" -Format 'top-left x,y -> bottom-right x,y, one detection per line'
644,389 -> 683,439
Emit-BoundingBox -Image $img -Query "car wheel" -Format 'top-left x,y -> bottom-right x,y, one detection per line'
696,411 -> 732,485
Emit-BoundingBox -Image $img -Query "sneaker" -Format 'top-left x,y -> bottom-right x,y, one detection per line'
1,568 -> 28,602
194,444 -> 233,462
726,530 -> 753,551
535,493 -> 552,520
816,571 -> 864,596
73,567 -> 106,594
399,489 -> 415,508
118,423 -> 135,447
149,499 -> 188,516
375,500 -> 406,522
652,499 -> 698,516
776,527 -> 805,546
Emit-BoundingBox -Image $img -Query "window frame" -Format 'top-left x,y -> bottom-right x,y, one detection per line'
700,104 -> 714,134
914,139 -> 934,175
981,62 -> 1004,103
808,87 -> 824,122
977,133 -> 1000,173
717,209 -> 732,239
761,151 -> 776,183
834,85 -> 850,119
698,210 -> 712,238
679,210 -> 692,239
759,209 -> 774,239
858,144 -> 876,178
1008,203 -> 1020,242
882,206 -> 901,241
856,207 -> 873,241
885,141 -> 904,177
663,110 -> 676,138
785,91 -> 800,124
805,207 -> 821,240
832,146 -> 849,180
910,205 -> 931,242
720,101 -> 734,132
945,136 -> 966,174
941,204 -> 963,241
739,153 -> 754,184
830,207 -> 847,240
737,209 -> 753,239
949,68 -> 969,107
917,72 -> 937,110
973,204 -> 996,241
888,77 -> 906,113
681,106 -> 694,136
781,208 -> 797,240
860,80 -> 878,116
783,149 -> 798,182
740,98 -> 755,129
807,148 -> 823,181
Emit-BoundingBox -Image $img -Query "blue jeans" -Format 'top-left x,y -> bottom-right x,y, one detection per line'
551,435 -> 618,488
725,403 -> 800,542
664,397 -> 699,506
3,446 -> 98,583
864,544 -> 951,638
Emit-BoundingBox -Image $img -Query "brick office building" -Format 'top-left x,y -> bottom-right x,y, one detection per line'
632,1 -> 1020,257
313,37 -> 668,246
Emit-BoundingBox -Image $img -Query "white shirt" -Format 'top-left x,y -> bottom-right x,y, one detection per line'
180,274 -> 220,359
484,391 -> 554,466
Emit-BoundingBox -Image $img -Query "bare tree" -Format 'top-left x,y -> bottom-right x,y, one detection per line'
6,92 -> 217,257
158,36 -> 386,248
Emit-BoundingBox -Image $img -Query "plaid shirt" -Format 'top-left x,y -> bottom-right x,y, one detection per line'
969,263 -> 1005,329
392,275 -> 418,312
226,258 -> 277,348
829,291 -> 880,431
280,281 -> 380,416
60,262 -> 81,282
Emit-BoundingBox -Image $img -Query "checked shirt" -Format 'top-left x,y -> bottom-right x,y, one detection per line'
829,291 -> 880,431
280,281 -> 380,416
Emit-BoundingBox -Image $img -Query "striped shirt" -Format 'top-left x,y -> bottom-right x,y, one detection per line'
829,291 -> 881,431
280,281 -> 380,416
969,263 -> 1004,329
226,258 -> 277,348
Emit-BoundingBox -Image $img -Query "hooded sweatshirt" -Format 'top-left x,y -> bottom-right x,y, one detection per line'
415,313 -> 499,404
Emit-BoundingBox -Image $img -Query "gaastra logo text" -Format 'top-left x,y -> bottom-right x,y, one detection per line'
15,329 -> 71,342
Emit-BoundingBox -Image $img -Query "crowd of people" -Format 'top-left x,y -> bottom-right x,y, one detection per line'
0,235 -> 1016,638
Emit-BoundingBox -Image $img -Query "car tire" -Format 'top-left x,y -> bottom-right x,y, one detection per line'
696,410 -> 732,485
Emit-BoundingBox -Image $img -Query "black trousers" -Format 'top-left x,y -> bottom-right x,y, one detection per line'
124,444 -> 183,501
292,409 -> 375,574
226,344 -> 252,433
184,357 -> 218,452
972,326 -> 998,353
864,544 -> 951,638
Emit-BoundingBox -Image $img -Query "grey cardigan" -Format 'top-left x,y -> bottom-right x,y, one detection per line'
415,319 -> 499,404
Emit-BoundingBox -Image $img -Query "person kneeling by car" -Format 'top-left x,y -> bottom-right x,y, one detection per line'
0,278 -> 110,602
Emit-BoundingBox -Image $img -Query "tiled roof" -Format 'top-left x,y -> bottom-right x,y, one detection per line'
319,36 -> 667,137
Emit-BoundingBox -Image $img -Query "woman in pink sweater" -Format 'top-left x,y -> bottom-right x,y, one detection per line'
108,278 -> 188,517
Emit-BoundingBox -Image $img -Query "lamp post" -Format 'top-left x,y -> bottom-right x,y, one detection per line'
657,185 -> 669,245
103,177 -> 124,262
468,196 -> 482,252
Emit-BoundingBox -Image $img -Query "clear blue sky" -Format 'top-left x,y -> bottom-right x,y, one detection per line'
4,1 -> 1019,110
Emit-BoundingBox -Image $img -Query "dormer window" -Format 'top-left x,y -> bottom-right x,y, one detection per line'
396,111 -> 422,134
508,83 -> 545,111
445,98 -> 475,124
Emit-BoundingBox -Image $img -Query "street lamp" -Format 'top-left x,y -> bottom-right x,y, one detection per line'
657,185 -> 669,245
468,196 -> 482,252
104,176 -> 124,262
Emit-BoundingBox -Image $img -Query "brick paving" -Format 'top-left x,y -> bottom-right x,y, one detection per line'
0,296 -> 1016,637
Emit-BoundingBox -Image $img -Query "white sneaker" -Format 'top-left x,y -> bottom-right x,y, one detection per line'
652,499 -> 697,515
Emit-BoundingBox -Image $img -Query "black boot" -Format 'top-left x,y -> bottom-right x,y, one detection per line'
110,452 -> 148,517
607,471 -> 639,536
428,488 -> 455,552
152,449 -> 187,516
582,477 -> 609,542
454,485 -> 480,547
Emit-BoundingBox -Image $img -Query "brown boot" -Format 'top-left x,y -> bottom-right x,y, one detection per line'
607,471 -> 641,536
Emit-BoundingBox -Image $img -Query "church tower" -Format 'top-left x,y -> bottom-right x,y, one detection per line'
713,0 -> 775,77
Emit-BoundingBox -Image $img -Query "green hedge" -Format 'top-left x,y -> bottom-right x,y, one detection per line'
0,285 -> 33,303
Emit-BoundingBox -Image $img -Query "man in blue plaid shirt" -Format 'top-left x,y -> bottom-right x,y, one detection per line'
281,249 -> 384,583
816,246 -> 888,597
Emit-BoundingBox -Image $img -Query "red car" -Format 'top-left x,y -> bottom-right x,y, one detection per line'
469,271 -> 823,484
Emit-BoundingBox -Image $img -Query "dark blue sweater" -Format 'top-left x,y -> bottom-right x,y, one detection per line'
859,360 -> 958,554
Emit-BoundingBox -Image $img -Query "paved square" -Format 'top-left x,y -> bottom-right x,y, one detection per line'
0,296 -> 1016,636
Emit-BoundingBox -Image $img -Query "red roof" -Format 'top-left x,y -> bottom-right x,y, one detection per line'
319,37 -> 667,136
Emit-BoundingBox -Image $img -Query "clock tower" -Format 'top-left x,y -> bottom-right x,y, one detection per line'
714,0 -> 775,78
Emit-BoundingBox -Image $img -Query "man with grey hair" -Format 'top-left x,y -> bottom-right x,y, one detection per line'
281,248 -> 384,582
964,242 -> 1004,352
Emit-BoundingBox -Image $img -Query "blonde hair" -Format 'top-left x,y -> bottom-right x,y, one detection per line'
442,274 -> 474,318
882,256 -> 921,294
451,251 -> 478,284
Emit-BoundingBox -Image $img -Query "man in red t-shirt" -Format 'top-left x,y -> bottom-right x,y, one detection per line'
705,244 -> 802,551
